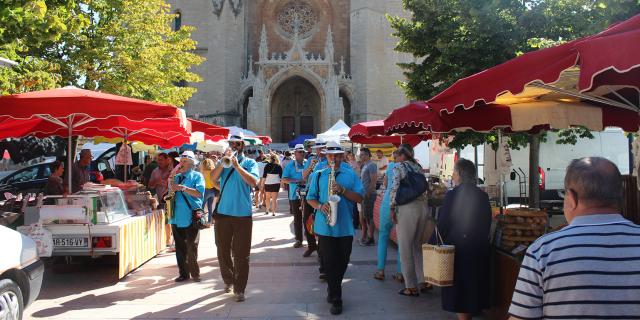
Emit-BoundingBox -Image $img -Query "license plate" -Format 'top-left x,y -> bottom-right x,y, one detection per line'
53,237 -> 89,248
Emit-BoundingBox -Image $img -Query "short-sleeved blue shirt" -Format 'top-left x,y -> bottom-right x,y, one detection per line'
169,169 -> 206,228
216,155 -> 259,217
282,159 -> 307,200
306,162 -> 364,237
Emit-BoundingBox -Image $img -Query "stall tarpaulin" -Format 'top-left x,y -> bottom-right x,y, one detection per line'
317,119 -> 351,142
189,119 -> 228,142
0,86 -> 190,191
427,14 -> 640,115
349,120 -> 429,146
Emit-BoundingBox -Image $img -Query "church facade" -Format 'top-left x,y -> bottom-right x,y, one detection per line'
167,0 -> 411,142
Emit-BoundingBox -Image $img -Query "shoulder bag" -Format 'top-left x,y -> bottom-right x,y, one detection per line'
395,163 -> 428,205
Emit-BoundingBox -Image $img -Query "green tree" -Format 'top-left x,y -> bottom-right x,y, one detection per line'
389,0 -> 640,205
0,0 -> 204,107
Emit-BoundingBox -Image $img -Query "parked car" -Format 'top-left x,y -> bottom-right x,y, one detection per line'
92,147 -> 117,180
0,162 -> 53,199
0,225 -> 44,319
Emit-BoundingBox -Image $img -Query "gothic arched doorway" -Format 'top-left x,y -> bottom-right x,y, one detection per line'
270,76 -> 321,143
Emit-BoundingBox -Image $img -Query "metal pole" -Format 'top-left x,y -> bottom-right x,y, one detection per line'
498,130 -> 504,214
124,134 -> 128,181
629,134 -> 634,175
67,116 -> 73,193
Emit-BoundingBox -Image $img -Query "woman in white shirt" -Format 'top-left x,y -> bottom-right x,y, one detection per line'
262,153 -> 283,216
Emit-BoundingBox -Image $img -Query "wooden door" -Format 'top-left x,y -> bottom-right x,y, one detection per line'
300,116 -> 314,135
282,116 -> 295,142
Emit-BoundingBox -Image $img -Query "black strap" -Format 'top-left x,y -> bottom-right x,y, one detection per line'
175,175 -> 197,211
314,169 -> 341,199
213,167 -> 235,214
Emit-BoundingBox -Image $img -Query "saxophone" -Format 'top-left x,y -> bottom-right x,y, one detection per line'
163,163 -> 183,220
325,161 -> 339,227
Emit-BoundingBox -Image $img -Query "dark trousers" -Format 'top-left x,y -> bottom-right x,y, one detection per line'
171,224 -> 200,278
318,235 -> 353,302
290,199 -> 303,242
302,199 -> 317,249
214,214 -> 253,293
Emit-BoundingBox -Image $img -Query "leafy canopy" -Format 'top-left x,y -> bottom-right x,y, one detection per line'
0,0 -> 203,107
388,0 -> 640,149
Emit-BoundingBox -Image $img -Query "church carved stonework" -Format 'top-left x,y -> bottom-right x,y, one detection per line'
241,15 -> 353,142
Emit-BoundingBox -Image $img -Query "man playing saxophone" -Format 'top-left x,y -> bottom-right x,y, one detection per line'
211,132 -> 259,302
306,140 -> 364,315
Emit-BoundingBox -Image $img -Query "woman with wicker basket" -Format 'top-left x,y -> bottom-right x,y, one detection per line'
430,159 -> 491,320
389,144 -> 432,296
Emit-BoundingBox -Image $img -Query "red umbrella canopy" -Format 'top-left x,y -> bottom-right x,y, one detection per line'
0,86 -> 183,120
384,102 -> 639,136
428,14 -> 640,114
255,136 -> 273,145
189,119 -> 229,142
349,120 -> 427,146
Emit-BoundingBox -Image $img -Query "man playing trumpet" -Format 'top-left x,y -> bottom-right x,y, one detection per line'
211,132 -> 259,302
306,141 -> 364,315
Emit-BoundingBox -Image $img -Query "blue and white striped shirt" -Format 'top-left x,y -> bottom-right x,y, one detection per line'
509,213 -> 640,319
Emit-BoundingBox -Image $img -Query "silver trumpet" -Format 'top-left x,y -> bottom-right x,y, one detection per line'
221,151 -> 237,168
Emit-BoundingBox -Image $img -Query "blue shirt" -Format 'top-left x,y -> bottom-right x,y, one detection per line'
216,155 -> 259,217
169,169 -> 205,228
282,159 -> 307,200
306,162 -> 364,237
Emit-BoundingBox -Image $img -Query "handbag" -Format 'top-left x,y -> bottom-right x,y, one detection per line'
395,163 -> 428,205
179,190 -> 207,230
422,226 -> 455,287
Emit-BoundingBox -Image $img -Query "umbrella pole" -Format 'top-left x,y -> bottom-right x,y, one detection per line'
498,130 -> 504,215
67,116 -> 73,193
124,135 -> 128,181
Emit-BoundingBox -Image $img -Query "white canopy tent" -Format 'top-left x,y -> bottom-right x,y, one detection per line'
225,126 -> 257,137
317,120 -> 350,142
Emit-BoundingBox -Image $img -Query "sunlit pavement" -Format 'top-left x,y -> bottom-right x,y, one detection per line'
25,196 -> 452,319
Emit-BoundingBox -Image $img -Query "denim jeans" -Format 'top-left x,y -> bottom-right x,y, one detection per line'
204,188 -> 217,223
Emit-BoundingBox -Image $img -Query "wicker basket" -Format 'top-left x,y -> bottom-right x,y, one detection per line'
422,227 -> 455,287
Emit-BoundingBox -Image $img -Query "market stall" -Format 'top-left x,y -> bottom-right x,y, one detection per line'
18,183 -> 164,278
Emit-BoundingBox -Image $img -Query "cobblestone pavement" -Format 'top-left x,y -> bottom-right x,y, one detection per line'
25,196 -> 454,319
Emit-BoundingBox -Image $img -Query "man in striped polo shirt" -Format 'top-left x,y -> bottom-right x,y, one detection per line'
509,157 -> 640,320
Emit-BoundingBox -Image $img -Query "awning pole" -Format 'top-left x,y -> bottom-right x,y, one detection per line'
498,130 -> 505,214
67,116 -> 73,193
124,133 -> 128,181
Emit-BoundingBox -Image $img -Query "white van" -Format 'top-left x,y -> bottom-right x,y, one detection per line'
0,225 -> 44,320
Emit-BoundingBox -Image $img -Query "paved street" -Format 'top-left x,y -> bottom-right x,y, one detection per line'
25,196 -> 452,319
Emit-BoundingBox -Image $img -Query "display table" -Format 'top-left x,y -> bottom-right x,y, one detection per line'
488,248 -> 521,320
117,209 -> 166,278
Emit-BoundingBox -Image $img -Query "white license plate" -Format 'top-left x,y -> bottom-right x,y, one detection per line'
53,237 -> 89,248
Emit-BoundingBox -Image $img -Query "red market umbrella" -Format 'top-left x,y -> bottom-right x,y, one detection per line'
384,102 -> 639,135
255,135 -> 273,145
428,14 -> 640,114
0,86 -> 189,189
189,119 -> 229,142
349,120 -> 428,146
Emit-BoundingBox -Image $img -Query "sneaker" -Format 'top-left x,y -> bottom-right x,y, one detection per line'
303,247 -> 316,257
330,301 -> 343,315
224,283 -> 233,293
358,238 -> 369,246
174,276 -> 189,282
235,292 -> 245,302
293,241 -> 303,248
366,238 -> 375,246
264,211 -> 269,215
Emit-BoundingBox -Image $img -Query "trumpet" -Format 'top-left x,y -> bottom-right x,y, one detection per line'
221,151 -> 237,168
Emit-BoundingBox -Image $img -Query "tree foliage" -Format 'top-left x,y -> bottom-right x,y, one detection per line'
388,0 -> 639,150
0,0 -> 203,106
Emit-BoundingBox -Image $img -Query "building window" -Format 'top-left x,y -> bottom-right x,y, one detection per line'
174,11 -> 182,31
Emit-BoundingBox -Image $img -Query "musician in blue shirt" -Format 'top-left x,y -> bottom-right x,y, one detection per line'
282,144 -> 308,249
211,133 -> 259,303
299,138 -> 328,258
169,151 -> 206,283
307,141 -> 364,315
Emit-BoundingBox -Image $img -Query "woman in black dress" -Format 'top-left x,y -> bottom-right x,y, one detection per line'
263,153 -> 282,216
431,158 -> 491,320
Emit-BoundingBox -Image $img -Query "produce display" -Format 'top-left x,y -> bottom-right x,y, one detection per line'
496,208 -> 548,251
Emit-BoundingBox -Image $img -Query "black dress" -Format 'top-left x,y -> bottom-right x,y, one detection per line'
431,183 -> 492,314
